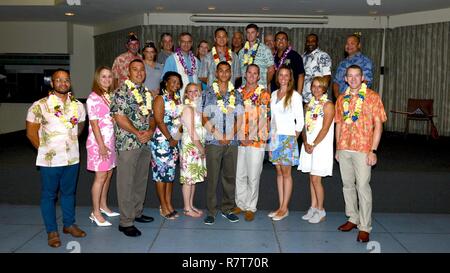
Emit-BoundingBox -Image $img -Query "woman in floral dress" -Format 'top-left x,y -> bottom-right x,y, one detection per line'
150,71 -> 183,220
179,83 -> 207,218
86,66 -> 118,227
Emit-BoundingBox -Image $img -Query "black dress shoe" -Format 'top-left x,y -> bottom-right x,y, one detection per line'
118,225 -> 141,237
135,214 -> 154,223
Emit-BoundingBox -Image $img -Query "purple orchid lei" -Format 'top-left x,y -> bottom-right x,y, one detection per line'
274,46 -> 292,70
176,48 -> 197,76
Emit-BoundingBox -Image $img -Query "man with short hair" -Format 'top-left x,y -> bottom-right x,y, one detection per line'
270,31 -> 305,93
201,61 -> 244,225
26,69 -> 87,248
302,33 -> 332,103
335,65 -> 386,243
111,59 -> 155,237
232,31 -> 244,54
238,24 -> 275,92
162,32 -> 200,98
264,33 -> 276,55
157,32 -> 174,64
112,32 -> 142,88
199,27 -> 241,89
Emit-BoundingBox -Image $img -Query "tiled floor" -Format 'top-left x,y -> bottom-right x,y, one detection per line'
1,204 -> 449,253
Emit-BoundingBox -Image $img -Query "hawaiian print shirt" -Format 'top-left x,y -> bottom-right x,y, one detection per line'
238,40 -> 274,87
335,88 -> 387,153
333,52 -> 373,94
110,81 -> 153,151
112,51 -> 143,87
302,48 -> 332,103
26,95 -> 86,167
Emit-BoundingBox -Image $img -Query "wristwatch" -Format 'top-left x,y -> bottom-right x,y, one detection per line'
371,149 -> 377,154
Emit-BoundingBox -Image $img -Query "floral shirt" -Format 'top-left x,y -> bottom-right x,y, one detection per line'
335,88 -> 387,153
238,41 -> 274,87
238,85 -> 270,148
302,48 -> 332,103
26,95 -> 86,167
112,51 -> 142,87
333,52 -> 373,94
110,81 -> 153,151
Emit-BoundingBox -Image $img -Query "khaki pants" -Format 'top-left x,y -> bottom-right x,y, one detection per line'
205,144 -> 238,216
116,146 -> 152,227
235,146 -> 265,212
337,150 -> 372,233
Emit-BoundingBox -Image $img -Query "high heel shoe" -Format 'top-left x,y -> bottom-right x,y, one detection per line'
100,208 -> 120,217
89,213 -> 112,227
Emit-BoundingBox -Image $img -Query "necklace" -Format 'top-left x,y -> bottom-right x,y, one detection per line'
49,92 -> 79,129
305,94 -> 328,133
242,41 -> 259,65
176,48 -> 197,76
238,85 -> 264,107
125,79 -> 152,116
274,46 -> 292,70
343,83 -> 367,124
212,46 -> 232,65
212,81 -> 235,114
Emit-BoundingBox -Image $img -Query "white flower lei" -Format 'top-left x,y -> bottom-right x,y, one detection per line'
125,79 -> 152,116
212,81 -> 235,114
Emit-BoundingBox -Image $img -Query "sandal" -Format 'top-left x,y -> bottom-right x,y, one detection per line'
160,210 -> 176,220
183,209 -> 201,218
170,210 -> 180,218
191,207 -> 203,216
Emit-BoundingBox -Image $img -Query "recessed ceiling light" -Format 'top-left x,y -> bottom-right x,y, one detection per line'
65,12 -> 75,16
208,6 -> 216,10
262,7 -> 270,11
155,6 -> 164,11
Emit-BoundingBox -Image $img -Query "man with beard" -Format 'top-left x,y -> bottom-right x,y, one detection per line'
26,69 -> 87,248
112,32 -> 143,88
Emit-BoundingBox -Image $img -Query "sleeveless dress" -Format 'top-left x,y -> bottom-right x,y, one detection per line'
298,99 -> 334,177
180,104 -> 207,185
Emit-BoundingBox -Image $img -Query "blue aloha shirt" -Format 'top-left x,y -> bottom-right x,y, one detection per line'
333,52 -> 373,94
238,40 -> 274,87
302,48 -> 332,103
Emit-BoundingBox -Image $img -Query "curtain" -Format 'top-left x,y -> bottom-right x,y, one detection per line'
384,22 -> 450,136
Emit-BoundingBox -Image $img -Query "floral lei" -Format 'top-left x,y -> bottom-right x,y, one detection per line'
212,81 -> 235,114
49,92 -> 79,129
238,85 -> 264,107
305,94 -> 328,133
274,46 -> 292,70
176,48 -> 197,76
343,83 -> 367,124
163,89 -> 182,129
242,41 -> 259,65
212,46 -> 232,65
125,79 -> 152,116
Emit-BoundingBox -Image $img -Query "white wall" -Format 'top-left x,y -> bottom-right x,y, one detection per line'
388,8 -> 450,28
94,14 -> 146,36
0,103 -> 30,134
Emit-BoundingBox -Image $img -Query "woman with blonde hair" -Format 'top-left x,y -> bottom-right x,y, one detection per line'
86,66 -> 119,227
268,65 -> 304,221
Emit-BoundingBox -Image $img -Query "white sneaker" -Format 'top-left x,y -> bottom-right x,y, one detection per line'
308,209 -> 326,224
301,207 -> 316,220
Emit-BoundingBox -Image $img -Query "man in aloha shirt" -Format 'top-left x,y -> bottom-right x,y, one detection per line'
110,59 -> 155,237
199,27 -> 241,90
332,34 -> 373,99
233,64 -> 270,222
112,32 -> 143,88
162,32 -> 200,99
201,61 -> 244,225
335,64 -> 386,244
238,23 -> 275,92
26,69 -> 87,248
302,33 -> 332,103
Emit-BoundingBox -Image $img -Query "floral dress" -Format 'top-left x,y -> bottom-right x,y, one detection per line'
86,92 -> 116,171
180,104 -> 207,185
150,92 -> 182,182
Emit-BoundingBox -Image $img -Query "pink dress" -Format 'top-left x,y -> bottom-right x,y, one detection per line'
86,92 -> 116,171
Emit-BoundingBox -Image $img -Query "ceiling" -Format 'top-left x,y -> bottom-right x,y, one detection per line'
0,0 -> 449,25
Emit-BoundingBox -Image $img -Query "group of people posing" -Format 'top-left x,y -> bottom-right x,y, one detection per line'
26,23 -> 386,248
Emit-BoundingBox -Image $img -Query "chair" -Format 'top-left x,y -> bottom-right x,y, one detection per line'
390,99 -> 438,139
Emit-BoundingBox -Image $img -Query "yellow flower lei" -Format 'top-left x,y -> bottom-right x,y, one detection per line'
241,85 -> 264,107
305,94 -> 328,133
49,92 -> 79,129
343,83 -> 367,124
212,81 -> 235,114
125,79 -> 152,116
242,41 -> 259,65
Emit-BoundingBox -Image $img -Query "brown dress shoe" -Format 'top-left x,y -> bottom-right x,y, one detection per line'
244,211 -> 255,221
48,231 -> 61,248
337,221 -> 357,232
231,207 -> 243,215
357,231 -> 370,243
63,224 -> 87,238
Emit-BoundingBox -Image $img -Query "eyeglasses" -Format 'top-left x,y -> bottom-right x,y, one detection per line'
53,78 -> 71,84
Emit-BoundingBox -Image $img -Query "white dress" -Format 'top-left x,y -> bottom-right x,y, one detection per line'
298,100 -> 334,177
